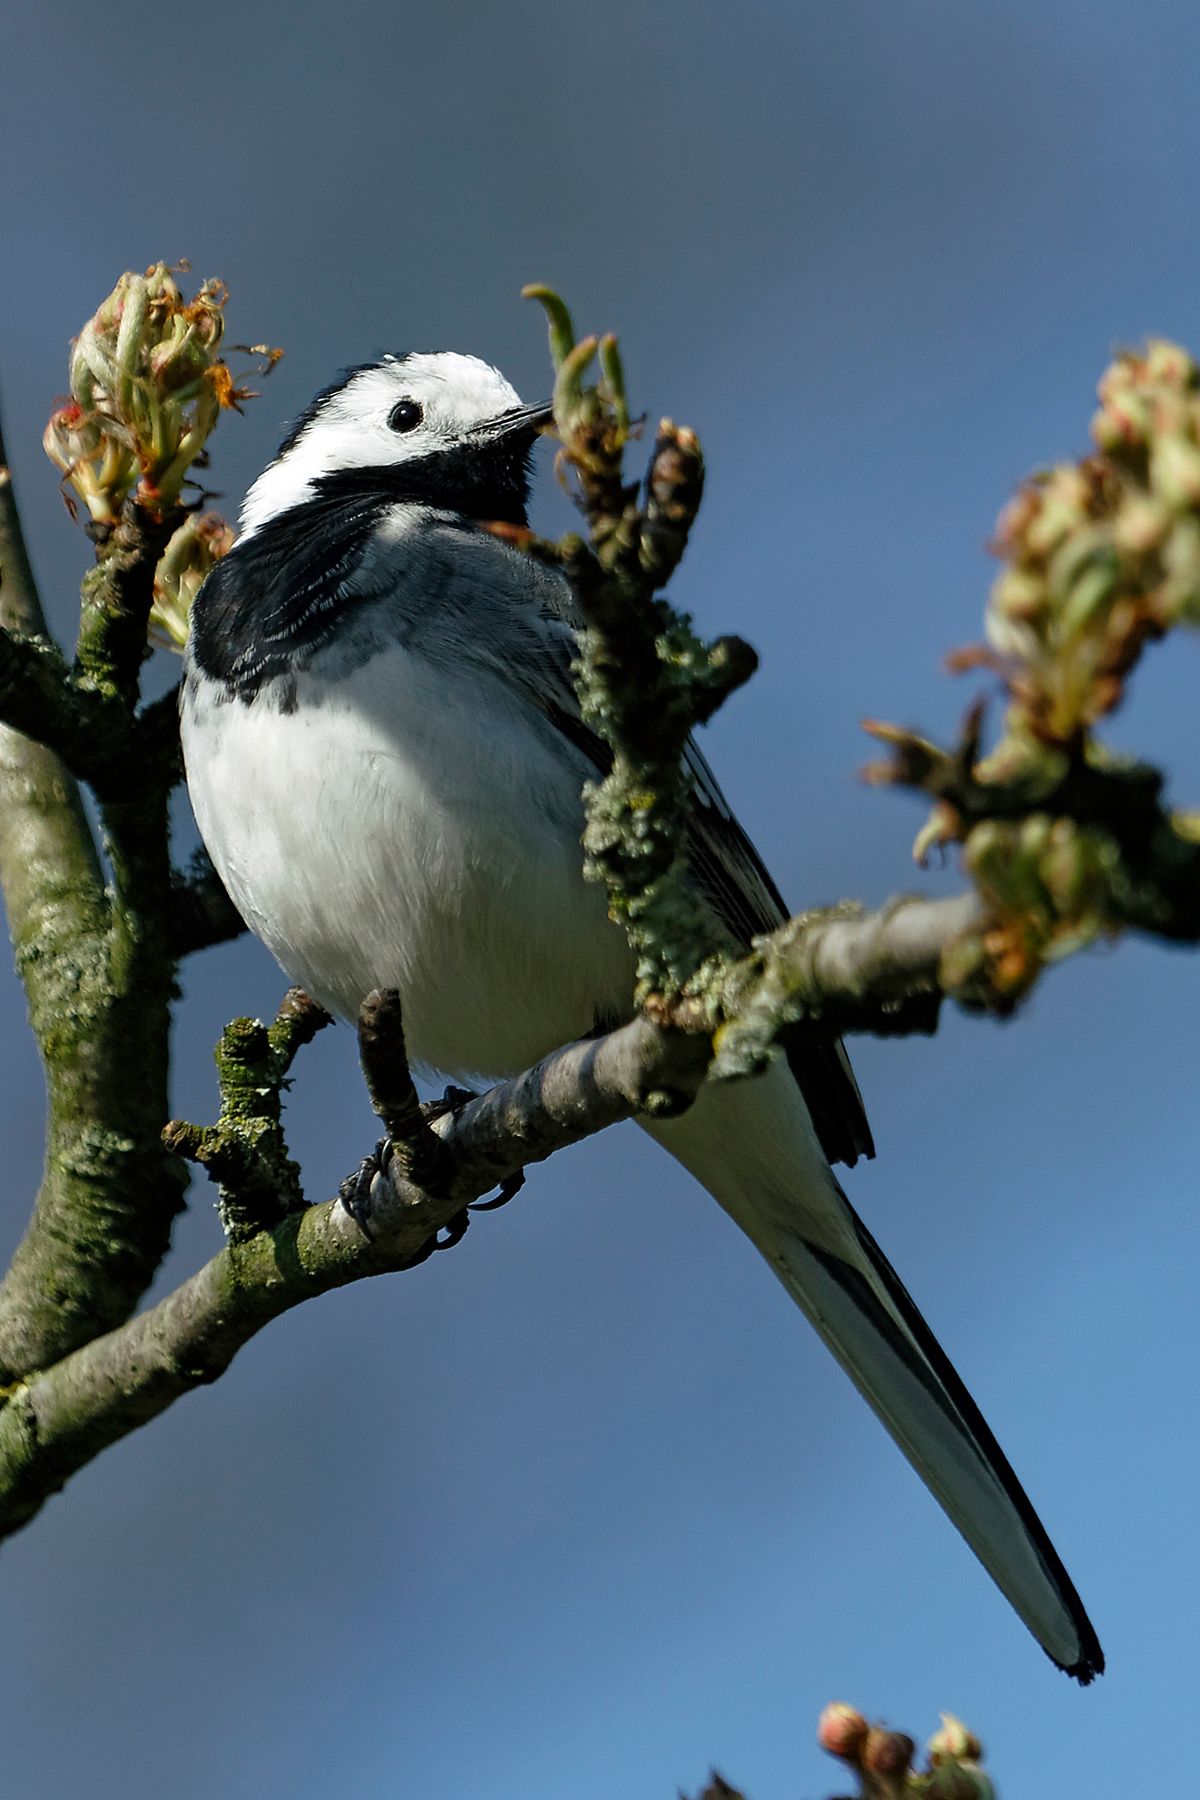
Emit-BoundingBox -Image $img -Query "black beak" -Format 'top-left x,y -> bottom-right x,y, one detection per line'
477,400 -> 554,442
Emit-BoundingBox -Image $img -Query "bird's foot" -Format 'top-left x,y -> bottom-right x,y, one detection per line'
339,1090 -> 526,1252
422,1084 -> 526,1213
419,1082 -> 478,1125
337,1136 -> 391,1241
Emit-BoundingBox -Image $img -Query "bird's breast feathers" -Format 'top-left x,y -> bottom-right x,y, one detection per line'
181,637 -> 633,1077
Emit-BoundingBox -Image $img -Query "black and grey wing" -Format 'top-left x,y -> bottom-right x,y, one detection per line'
472,531 -> 873,1168
682,734 -> 874,1168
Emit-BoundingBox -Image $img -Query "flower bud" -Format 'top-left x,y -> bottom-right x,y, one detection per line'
1056,550 -> 1120,640
816,1703 -> 869,1763
1113,492 -> 1172,556
927,1714 -> 982,1763
44,263 -> 278,528
1022,465 -> 1090,559
1150,433 -> 1200,509
1143,337 -> 1199,389
992,483 -> 1042,557
861,1728 -> 914,1777
986,568 -> 1048,659
1092,362 -> 1151,452
151,511 -> 236,649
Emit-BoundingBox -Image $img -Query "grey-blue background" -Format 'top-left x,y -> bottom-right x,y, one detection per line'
3,3 -> 1196,1795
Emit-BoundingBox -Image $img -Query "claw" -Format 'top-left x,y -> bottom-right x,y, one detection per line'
437,1208 -> 472,1249
337,1136 -> 391,1240
420,1083 -> 478,1126
469,1168 -> 526,1211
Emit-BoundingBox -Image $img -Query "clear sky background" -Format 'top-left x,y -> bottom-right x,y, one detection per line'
2,3 -> 1197,1795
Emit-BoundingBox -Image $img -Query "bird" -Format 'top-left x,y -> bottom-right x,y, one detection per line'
180,349 -> 1103,1682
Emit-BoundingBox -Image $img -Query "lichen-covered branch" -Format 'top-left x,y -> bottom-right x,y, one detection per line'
0,415 -> 154,1383
0,1012 -> 711,1541
164,988 -> 332,1238
525,289 -> 757,1004
0,270 -> 272,1382
709,893 -> 980,1077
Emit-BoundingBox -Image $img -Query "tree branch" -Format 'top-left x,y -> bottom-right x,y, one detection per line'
168,853 -> 247,957
0,865 -> 990,1535
75,501 -> 182,709
0,426 -> 187,1382
0,414 -> 121,1381
710,892 -> 982,1075
0,1014 -> 711,1540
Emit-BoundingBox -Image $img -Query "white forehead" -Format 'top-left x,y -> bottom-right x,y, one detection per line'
239,351 -> 524,538
341,353 -> 522,427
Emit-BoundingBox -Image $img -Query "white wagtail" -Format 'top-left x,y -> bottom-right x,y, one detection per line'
180,351 -> 1102,1680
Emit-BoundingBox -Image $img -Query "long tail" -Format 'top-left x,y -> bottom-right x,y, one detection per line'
640,1061 -> 1103,1682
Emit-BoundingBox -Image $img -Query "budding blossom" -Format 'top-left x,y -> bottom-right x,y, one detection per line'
817,1703 -> 870,1762
151,511 -> 236,649
43,263 -> 279,528
816,1705 -> 994,1799
984,337 -> 1200,739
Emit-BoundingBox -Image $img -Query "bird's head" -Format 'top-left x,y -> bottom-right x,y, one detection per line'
240,352 -> 552,537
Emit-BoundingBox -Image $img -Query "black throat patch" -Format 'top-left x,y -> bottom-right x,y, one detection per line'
188,440 -> 534,699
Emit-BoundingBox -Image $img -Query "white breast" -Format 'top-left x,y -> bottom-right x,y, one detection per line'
181,646 -> 634,1079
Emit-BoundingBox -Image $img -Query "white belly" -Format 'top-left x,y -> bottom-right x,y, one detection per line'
181,647 -> 634,1077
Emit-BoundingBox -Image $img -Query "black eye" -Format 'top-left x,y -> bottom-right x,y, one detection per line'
387,399 -> 424,434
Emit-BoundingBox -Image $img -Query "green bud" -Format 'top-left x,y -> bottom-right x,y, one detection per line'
598,333 -> 630,440
927,1714 -> 982,1764
521,284 -> 577,371
151,511 -> 236,649
1149,433 -> 1200,509
1056,550 -> 1120,640
986,567 -> 1048,657
552,333 -> 600,435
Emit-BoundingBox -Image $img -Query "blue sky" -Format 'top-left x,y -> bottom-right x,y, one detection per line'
2,2 -> 1197,1794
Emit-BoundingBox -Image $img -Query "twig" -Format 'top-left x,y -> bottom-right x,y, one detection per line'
164,988 -> 333,1239
356,989 -> 449,1192
169,849 -> 247,957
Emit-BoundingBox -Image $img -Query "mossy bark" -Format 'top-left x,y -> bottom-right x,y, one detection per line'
0,424 -> 185,1381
